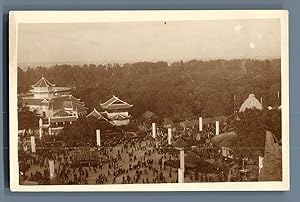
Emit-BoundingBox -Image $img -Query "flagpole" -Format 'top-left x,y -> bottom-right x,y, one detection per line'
233,94 -> 236,114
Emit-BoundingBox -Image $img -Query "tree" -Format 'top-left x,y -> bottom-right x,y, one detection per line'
232,108 -> 281,159
261,108 -> 281,141
233,109 -> 266,158
60,117 -> 115,147
18,102 -> 40,130
18,59 -> 281,121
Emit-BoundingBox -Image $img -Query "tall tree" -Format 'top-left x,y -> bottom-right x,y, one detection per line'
18,102 -> 40,130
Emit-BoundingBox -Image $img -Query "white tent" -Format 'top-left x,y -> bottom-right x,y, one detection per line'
239,94 -> 263,112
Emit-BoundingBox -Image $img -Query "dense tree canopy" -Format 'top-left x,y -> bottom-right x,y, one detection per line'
59,117 -> 113,147
55,117 -> 140,147
18,59 -> 281,121
233,108 -> 282,159
18,103 -> 39,130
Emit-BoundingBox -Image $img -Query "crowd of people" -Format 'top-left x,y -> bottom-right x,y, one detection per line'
18,121 -> 259,185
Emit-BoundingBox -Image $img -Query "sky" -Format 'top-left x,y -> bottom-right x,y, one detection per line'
17,19 -> 281,66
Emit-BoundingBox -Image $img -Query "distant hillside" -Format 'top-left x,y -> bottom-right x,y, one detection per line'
18,59 -> 281,120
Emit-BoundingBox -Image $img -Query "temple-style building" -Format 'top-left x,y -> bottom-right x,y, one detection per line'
86,95 -> 132,126
20,76 -> 88,127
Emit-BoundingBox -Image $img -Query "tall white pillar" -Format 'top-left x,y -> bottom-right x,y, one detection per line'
180,149 -> 185,172
215,121 -> 220,136
49,160 -> 55,179
39,118 -> 43,128
96,129 -> 101,147
152,123 -> 156,138
178,168 -> 184,183
199,117 -> 203,131
30,135 -> 36,153
259,156 -> 264,174
39,127 -> 43,139
233,94 -> 236,114
48,127 -> 52,135
167,128 -> 172,145
260,97 -> 263,105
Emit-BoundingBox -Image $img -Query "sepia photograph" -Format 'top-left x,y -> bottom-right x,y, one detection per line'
9,10 -> 289,191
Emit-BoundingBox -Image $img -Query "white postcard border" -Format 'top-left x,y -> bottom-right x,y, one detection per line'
9,10 -> 289,192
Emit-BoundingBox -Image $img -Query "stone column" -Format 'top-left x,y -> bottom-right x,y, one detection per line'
39,118 -> 43,128
215,121 -> 220,136
180,149 -> 185,172
39,127 -> 43,139
259,156 -> 264,174
48,127 -> 52,135
167,128 -> 172,145
49,160 -> 55,179
96,129 -> 101,147
152,123 -> 156,139
30,136 -> 36,153
178,168 -> 184,183
199,117 -> 203,131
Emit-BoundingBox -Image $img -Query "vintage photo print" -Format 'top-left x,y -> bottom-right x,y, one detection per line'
9,10 -> 289,191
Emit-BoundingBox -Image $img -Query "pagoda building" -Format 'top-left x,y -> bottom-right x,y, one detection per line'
20,76 -> 88,127
86,95 -> 132,126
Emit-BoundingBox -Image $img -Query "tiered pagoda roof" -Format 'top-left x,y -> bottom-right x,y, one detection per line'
86,108 -> 130,121
63,100 -> 88,113
31,76 -> 55,88
100,95 -> 133,110
109,113 -> 130,121
22,95 -> 87,113
86,108 -> 102,119
86,108 -> 109,121
30,76 -> 72,94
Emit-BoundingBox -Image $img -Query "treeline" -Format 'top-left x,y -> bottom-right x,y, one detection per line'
18,59 -> 281,120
